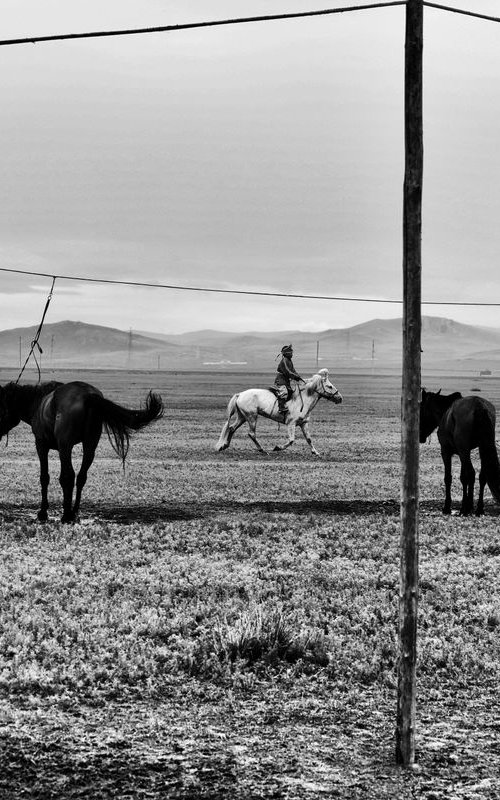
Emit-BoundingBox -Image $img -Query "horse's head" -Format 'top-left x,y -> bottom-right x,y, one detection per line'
420,388 -> 436,442
420,388 -> 462,443
0,383 -> 21,439
313,369 -> 343,404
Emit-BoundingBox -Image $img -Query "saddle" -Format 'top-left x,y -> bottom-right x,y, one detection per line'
269,386 -> 292,401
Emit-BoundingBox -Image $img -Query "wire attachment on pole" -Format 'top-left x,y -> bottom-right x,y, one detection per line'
16,276 -> 57,384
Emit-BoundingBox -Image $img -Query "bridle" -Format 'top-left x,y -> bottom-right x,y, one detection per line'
315,379 -> 341,400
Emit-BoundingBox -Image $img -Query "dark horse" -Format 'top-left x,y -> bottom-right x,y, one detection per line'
0,381 -> 163,523
420,388 -> 500,516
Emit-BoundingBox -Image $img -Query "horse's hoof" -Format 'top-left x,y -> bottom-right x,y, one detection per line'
37,511 -> 48,523
61,513 -> 75,524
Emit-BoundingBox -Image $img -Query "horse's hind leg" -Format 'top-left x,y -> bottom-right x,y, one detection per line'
72,431 -> 100,519
459,455 -> 475,516
35,441 -> 50,522
59,445 -> 76,523
246,414 -> 267,454
476,468 -> 486,516
217,414 -> 245,451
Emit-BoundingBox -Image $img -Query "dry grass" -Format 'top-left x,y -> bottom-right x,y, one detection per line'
1,368 -> 500,798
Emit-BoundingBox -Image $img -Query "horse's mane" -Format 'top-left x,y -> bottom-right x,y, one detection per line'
4,380 -> 63,401
436,391 -> 463,409
423,389 -> 462,401
295,373 -> 324,398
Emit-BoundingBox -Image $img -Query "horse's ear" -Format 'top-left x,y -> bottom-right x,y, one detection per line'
437,388 -> 442,395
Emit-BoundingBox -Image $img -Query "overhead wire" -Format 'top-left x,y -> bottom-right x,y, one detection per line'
2,266 -> 500,308
0,2 -> 498,51
0,3 -> 407,48
423,3 -> 500,23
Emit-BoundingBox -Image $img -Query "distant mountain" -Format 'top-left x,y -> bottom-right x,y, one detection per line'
1,316 -> 500,373
0,320 -> 182,371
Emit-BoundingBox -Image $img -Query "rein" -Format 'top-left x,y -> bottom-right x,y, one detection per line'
16,276 -> 56,385
297,382 -> 305,412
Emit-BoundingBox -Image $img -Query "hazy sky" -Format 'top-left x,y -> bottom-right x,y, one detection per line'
1,1 -> 499,334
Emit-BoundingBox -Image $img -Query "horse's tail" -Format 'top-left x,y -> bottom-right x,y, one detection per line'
90,391 -> 164,464
477,405 -> 500,504
216,393 -> 239,451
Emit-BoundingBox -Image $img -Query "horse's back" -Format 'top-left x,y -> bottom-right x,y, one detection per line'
235,387 -> 277,415
53,381 -> 103,406
440,395 -> 496,450
33,382 -> 104,445
449,395 -> 495,422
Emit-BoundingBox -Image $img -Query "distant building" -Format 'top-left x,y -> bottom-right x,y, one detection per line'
203,360 -> 248,366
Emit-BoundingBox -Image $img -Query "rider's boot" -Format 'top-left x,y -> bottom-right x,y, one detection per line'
278,398 -> 288,422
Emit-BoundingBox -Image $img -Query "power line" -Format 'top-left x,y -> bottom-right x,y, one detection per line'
0,3 -> 407,48
1,2 -> 497,52
0,3 -> 496,52
423,2 -> 500,23
2,265 -> 500,307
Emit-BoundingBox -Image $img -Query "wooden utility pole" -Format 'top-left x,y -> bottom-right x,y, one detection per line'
396,0 -> 423,767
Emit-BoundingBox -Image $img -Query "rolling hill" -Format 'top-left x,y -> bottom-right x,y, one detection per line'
1,317 -> 499,373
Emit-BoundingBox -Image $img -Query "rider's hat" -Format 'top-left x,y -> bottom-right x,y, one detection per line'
281,344 -> 293,355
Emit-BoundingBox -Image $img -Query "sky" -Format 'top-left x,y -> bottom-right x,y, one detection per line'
1,0 -> 500,334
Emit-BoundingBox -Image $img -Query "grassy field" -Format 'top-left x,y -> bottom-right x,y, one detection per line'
1,367 -> 500,799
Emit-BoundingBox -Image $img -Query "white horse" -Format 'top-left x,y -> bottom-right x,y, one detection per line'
216,368 -> 342,455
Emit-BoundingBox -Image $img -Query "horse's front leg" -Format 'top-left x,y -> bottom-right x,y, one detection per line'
273,422 -> 296,452
35,440 -> 50,522
58,445 -> 76,523
441,448 -> 453,514
459,454 -> 475,517
298,420 -> 320,456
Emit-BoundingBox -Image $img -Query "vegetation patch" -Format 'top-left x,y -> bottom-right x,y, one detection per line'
1,369 -> 500,797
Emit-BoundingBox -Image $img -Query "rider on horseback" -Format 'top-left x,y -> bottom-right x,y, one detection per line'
274,344 -> 303,420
